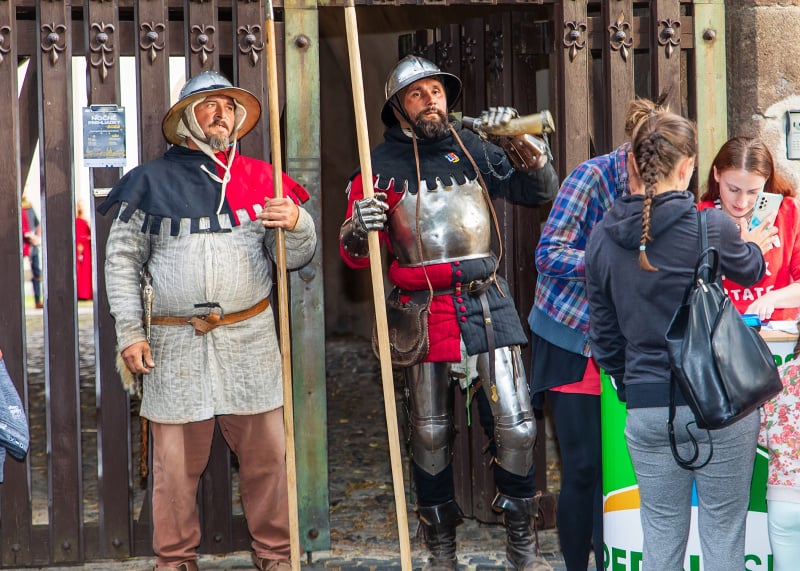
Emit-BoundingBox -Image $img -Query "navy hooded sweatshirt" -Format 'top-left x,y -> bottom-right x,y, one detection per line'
585,190 -> 765,409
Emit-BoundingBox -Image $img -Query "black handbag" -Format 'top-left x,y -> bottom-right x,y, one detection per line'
664,210 -> 782,467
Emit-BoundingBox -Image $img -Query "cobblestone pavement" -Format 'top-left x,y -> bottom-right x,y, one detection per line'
22,309 -> 580,571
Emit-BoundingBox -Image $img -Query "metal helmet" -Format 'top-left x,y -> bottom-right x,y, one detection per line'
161,70 -> 261,145
380,55 -> 462,127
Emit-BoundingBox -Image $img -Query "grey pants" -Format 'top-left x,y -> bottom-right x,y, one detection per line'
625,405 -> 759,571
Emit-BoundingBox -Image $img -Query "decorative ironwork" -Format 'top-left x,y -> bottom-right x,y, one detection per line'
563,21 -> 586,62
487,31 -> 504,77
0,25 -> 10,66
412,44 -> 430,59
608,11 -> 632,62
140,22 -> 165,64
190,24 -> 216,66
41,22 -> 67,66
237,24 -> 263,67
435,40 -> 453,71
89,21 -> 115,82
461,36 -> 476,66
658,18 -> 681,59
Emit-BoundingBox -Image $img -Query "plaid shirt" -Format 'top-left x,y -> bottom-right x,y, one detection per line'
529,143 -> 630,356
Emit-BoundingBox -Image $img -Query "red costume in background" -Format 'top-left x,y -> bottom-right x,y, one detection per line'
76,216 -> 92,300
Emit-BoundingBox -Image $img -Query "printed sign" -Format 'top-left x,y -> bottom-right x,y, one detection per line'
83,105 -> 126,168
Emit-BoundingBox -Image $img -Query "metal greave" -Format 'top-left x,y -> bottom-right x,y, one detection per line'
405,345 -> 535,478
477,346 -> 536,476
405,361 -> 454,476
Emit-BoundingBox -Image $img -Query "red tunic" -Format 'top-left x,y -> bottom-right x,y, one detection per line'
341,174 -> 462,362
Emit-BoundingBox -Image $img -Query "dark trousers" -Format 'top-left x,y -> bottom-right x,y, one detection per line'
548,390 -> 603,571
29,247 -> 41,303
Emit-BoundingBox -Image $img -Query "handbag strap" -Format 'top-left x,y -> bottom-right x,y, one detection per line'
667,209 -> 713,471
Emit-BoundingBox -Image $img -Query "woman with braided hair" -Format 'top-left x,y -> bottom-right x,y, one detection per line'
585,112 -> 767,570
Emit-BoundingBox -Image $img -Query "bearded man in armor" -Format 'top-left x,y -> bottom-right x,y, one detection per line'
339,56 -> 559,571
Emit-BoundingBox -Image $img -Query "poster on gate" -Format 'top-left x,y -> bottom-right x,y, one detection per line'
599,333 -> 794,571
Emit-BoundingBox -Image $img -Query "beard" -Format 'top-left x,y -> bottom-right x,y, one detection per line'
208,134 -> 230,151
412,108 -> 450,139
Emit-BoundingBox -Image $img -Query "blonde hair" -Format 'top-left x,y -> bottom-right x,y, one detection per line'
631,112 -> 698,271
624,92 -> 671,138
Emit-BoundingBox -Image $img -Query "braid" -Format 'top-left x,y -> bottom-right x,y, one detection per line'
630,112 -> 697,272
637,135 -> 661,272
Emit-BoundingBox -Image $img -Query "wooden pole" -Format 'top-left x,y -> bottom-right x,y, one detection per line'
265,2 -> 301,568
343,3 -> 412,569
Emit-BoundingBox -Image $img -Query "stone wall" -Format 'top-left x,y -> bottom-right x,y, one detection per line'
727,0 -> 800,188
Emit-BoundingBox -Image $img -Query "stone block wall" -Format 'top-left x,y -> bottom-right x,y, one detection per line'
727,1 -> 800,187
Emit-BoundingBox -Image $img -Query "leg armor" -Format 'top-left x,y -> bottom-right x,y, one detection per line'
405,361 -> 454,476
477,346 -> 536,477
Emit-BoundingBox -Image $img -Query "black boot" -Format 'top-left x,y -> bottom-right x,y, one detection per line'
417,500 -> 463,571
492,494 -> 552,571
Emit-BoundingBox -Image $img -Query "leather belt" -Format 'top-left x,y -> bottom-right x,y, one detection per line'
150,298 -> 270,336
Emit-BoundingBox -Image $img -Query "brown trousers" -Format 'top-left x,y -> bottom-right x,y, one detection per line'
150,410 -> 290,567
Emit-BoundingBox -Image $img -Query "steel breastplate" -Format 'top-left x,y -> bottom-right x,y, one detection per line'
388,177 -> 492,267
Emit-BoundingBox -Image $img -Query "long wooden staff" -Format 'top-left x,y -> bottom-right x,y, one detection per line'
265,2 -> 301,569
343,3 -> 412,569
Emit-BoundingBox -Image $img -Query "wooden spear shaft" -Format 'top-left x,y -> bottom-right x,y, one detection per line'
343,4 -> 412,569
265,3 -> 301,569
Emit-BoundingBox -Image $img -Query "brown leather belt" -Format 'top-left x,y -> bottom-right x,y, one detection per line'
150,298 -> 270,336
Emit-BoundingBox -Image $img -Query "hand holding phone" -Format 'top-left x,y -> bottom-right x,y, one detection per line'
748,192 -> 783,230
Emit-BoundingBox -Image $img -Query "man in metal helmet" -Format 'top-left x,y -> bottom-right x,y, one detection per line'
99,71 -> 317,571
340,55 -> 559,571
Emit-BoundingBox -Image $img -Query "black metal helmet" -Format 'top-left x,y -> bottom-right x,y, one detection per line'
162,70 -> 261,145
380,55 -> 462,127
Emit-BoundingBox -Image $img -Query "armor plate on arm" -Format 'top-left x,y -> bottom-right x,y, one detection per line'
388,177 -> 491,267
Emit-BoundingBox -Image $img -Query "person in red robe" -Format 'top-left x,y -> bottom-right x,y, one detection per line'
76,200 -> 93,300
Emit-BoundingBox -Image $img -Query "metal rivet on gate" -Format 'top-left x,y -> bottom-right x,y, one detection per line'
308,528 -> 319,539
11,544 -> 20,553
112,538 -> 122,547
62,541 -> 71,550
703,28 -> 716,42
214,533 -> 223,543
295,34 -> 310,49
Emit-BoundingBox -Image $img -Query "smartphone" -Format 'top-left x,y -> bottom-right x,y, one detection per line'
749,192 -> 783,230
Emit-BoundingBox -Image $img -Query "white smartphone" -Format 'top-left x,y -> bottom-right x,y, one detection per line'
749,192 -> 783,230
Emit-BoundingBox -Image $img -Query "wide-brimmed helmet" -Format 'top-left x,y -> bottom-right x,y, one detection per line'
380,55 -> 462,127
161,71 -> 261,145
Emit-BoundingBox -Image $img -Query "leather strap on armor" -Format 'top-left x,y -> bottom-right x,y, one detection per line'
150,297 -> 270,336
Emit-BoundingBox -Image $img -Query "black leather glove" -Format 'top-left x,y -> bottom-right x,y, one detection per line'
480,106 -> 519,131
353,192 -> 389,234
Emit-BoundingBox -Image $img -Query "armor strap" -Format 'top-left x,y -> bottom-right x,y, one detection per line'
410,133 -> 434,310
448,125 -> 504,295
477,291 -> 498,402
